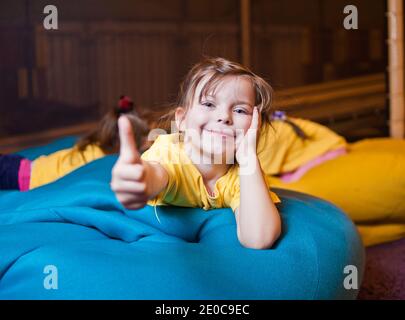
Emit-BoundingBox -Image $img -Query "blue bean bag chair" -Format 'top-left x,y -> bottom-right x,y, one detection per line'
0,138 -> 365,299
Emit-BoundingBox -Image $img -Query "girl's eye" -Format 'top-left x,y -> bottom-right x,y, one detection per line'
234,108 -> 248,114
202,102 -> 215,108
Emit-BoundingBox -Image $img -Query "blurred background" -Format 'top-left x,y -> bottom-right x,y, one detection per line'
0,0 -> 392,152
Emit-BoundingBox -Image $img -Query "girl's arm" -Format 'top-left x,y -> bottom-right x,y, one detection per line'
235,107 -> 281,249
111,116 -> 168,210
235,156 -> 281,250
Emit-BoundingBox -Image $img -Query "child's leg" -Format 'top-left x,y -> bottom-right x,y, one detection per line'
0,154 -> 31,190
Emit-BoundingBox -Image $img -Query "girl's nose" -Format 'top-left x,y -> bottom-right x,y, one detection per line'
216,110 -> 232,125
217,117 -> 232,125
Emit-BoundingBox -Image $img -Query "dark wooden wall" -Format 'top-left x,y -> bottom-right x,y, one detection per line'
0,0 -> 388,145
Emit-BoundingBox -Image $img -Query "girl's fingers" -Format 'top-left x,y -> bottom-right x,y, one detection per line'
124,202 -> 147,210
116,192 -> 148,207
112,163 -> 145,181
249,107 -> 259,131
111,180 -> 147,194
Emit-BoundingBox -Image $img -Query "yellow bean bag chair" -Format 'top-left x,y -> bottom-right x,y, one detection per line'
257,117 -> 405,247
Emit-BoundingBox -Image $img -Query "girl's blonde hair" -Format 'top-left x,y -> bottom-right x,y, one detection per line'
158,56 -> 274,132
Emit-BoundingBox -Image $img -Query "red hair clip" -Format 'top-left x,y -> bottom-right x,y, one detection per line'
118,95 -> 134,112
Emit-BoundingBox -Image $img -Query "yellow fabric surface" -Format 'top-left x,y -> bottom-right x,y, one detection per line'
141,133 -> 281,212
267,138 -> 405,246
257,117 -> 347,175
30,144 -> 106,189
356,224 -> 405,247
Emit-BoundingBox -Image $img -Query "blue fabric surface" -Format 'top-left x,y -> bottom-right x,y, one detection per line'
15,136 -> 78,160
0,137 -> 365,299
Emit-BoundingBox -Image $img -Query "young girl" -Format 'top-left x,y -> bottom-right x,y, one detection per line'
0,96 -> 149,191
111,57 -> 282,250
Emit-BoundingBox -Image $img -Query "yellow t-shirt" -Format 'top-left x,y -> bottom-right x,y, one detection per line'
141,133 -> 281,212
30,144 -> 106,189
257,117 -> 347,175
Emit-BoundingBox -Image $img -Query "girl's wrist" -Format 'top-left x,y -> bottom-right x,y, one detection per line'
238,154 -> 260,176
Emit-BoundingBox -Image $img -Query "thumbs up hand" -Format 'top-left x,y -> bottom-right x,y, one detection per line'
111,116 -> 150,210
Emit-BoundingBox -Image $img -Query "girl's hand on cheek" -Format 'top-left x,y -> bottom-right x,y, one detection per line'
111,116 -> 150,210
235,107 -> 260,171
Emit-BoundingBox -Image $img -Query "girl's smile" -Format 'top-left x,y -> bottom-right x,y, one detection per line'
202,128 -> 236,138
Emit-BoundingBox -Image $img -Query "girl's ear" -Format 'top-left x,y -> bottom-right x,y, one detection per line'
175,107 -> 186,131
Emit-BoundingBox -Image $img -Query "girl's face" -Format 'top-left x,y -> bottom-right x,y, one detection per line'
176,75 -> 256,163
